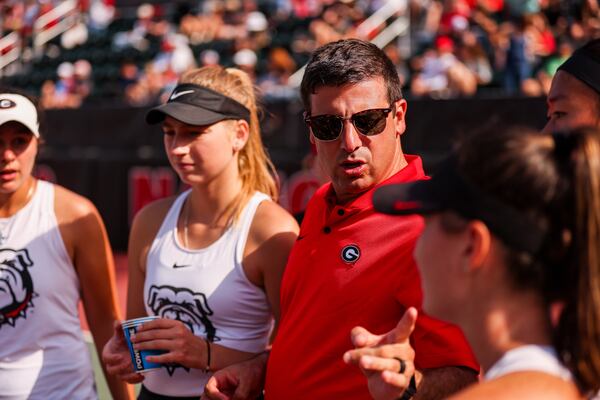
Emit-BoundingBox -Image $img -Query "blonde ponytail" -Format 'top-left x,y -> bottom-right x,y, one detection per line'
179,66 -> 278,222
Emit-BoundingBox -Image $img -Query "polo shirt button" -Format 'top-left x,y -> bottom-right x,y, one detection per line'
337,209 -> 345,216
323,227 -> 331,234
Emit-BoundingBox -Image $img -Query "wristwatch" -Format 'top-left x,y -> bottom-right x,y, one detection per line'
398,374 -> 417,400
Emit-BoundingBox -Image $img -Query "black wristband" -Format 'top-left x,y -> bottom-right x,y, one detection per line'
398,374 -> 417,400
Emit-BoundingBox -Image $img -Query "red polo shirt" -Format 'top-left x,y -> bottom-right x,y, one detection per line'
265,155 -> 478,399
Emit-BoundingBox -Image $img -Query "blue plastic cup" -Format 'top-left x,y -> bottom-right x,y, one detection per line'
121,316 -> 165,373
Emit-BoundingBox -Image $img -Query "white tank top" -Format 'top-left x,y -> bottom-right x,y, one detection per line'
143,190 -> 273,397
0,181 -> 96,399
485,344 -> 573,381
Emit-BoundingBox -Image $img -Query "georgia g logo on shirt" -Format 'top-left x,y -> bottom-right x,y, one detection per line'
341,244 -> 361,264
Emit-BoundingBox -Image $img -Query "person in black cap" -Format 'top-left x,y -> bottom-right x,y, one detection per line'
102,66 -> 298,399
357,125 -> 600,398
544,39 -> 600,133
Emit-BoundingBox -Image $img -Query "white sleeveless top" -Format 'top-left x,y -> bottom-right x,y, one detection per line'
0,181 -> 96,399
485,345 -> 573,381
143,190 -> 273,397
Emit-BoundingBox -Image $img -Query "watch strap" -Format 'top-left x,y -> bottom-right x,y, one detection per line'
397,374 -> 417,400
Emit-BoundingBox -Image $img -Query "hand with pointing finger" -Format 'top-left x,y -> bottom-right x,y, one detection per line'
343,307 -> 419,400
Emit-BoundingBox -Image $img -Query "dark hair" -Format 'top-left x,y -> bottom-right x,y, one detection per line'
450,126 -> 600,393
0,86 -> 45,139
300,39 -> 403,112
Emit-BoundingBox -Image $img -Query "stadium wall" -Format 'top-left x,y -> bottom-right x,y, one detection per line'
38,97 -> 547,250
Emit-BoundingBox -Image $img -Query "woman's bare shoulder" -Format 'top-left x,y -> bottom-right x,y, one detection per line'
449,372 -> 581,400
128,195 -> 181,244
53,183 -> 97,222
249,199 -> 299,241
133,196 -> 178,224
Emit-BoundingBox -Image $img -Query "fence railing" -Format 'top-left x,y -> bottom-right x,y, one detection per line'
0,0 -> 80,73
0,32 -> 21,75
33,0 -> 79,48
288,0 -> 410,87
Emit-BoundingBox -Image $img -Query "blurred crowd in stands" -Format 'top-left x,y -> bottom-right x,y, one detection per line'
1,0 -> 599,108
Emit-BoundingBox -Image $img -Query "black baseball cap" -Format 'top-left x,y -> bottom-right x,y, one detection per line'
146,83 -> 251,126
558,39 -> 600,96
373,156 -> 547,254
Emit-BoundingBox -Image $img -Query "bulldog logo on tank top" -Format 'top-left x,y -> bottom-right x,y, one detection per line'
0,248 -> 38,329
147,284 -> 220,375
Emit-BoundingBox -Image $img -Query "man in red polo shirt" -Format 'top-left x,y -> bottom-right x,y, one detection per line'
204,39 -> 478,400
340,37 -> 600,400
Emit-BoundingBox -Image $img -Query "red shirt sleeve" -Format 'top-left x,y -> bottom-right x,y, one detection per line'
411,312 -> 479,371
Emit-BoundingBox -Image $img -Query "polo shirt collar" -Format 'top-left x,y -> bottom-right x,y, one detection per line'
324,155 -> 425,211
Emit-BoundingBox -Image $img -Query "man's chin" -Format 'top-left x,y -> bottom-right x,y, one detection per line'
332,177 -> 374,202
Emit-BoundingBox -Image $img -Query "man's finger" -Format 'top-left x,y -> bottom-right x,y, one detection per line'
386,307 -> 418,344
358,355 -> 414,375
203,377 -> 230,400
381,369 -> 412,389
232,385 -> 251,400
343,346 -> 378,365
344,341 -> 415,365
349,326 -> 383,347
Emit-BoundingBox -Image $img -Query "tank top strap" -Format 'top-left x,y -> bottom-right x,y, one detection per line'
155,189 -> 190,239
33,181 -> 67,258
234,192 -> 271,263
32,180 -> 54,214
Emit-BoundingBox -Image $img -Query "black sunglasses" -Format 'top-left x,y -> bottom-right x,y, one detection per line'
304,107 -> 394,141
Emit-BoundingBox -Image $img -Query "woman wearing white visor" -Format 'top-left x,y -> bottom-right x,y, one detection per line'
0,90 -> 129,399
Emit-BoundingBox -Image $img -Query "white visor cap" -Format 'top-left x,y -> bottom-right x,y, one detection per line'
0,93 -> 40,138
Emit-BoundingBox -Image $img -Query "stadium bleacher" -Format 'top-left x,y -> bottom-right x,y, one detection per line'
0,0 -> 599,106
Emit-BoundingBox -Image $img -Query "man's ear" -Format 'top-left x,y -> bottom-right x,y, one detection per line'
304,111 -> 316,144
394,98 -> 407,137
464,220 -> 491,272
233,119 -> 250,151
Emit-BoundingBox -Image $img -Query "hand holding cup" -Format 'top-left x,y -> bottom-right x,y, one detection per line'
102,320 -> 145,384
